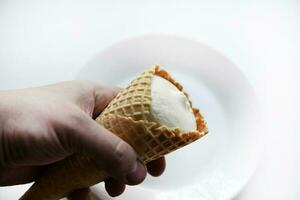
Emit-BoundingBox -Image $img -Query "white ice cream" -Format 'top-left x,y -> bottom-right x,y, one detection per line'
150,75 -> 197,132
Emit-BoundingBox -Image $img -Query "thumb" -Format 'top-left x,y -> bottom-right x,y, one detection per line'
60,113 -> 147,185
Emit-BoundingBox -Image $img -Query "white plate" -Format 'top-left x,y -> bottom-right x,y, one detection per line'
77,34 -> 262,200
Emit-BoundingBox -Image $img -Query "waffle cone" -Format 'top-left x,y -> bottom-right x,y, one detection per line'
20,65 -> 208,200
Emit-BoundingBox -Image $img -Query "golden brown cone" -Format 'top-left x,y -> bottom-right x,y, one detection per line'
20,65 -> 208,200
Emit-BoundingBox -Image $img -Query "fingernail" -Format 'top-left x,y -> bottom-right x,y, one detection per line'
126,158 -> 146,185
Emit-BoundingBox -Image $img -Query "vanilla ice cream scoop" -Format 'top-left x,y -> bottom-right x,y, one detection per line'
150,75 -> 197,132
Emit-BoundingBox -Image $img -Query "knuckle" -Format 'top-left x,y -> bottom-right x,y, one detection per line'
53,111 -> 89,153
65,113 -> 89,139
67,111 -> 87,130
58,111 -> 87,136
76,80 -> 97,90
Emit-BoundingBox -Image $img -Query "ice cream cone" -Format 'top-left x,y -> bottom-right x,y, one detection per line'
20,65 -> 208,200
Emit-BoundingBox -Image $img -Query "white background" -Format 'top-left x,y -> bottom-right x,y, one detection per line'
0,0 -> 299,199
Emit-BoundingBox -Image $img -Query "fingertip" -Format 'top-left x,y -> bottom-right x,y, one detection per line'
105,178 -> 126,197
146,157 -> 166,177
125,158 -> 147,185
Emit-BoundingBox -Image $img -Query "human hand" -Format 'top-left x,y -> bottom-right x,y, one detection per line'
0,81 -> 166,199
